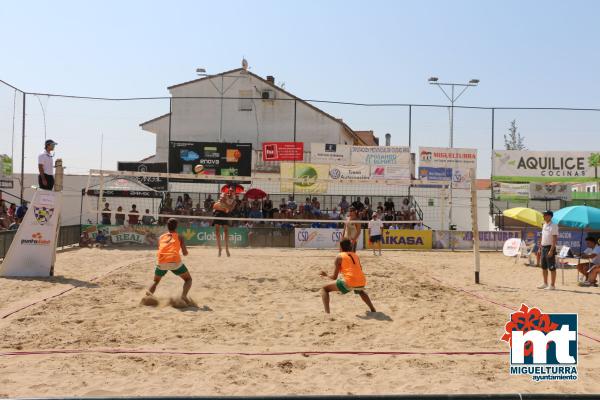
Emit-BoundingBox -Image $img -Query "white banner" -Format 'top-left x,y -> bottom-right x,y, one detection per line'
419,147 -> 477,169
328,165 -> 371,180
371,164 -> 411,179
351,146 -> 411,165
494,182 -> 530,200
295,228 -> 364,249
493,150 -> 599,182
0,189 -> 62,277
310,143 -> 351,164
529,182 -> 572,201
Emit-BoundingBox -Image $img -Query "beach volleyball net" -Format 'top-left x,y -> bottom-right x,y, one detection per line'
82,169 -> 439,228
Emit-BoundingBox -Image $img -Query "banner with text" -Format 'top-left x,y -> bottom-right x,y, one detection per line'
366,229 -> 432,250
310,143 -> 351,164
492,150 -> 600,182
419,147 -> 478,170
262,142 -> 304,161
433,230 -> 521,250
295,228 -> 364,249
493,182 -> 530,200
329,165 -> 371,180
529,182 -> 572,201
280,162 -> 329,194
371,164 -> 411,179
351,146 -> 411,166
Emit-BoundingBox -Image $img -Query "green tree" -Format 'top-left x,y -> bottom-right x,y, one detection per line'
504,120 -> 526,150
588,153 -> 600,179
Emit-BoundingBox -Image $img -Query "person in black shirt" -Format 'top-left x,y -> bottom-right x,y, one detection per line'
351,197 -> 364,211
101,203 -> 111,225
384,198 -> 395,212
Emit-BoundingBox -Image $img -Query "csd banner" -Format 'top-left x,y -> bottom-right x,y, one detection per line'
295,228 -> 364,249
310,143 -> 351,164
280,162 -> 329,194
493,150 -> 600,182
366,229 -> 432,250
351,146 -> 411,166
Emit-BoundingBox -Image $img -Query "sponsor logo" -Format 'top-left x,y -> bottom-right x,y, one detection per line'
180,149 -> 200,162
325,144 -> 337,152
182,228 -> 196,241
294,165 -> 318,187
382,232 -> 424,245
297,230 -> 318,242
420,150 -> 432,161
34,207 -> 54,225
203,146 -> 219,158
197,231 -> 244,243
329,168 -> 341,179
501,304 -> 577,381
331,231 -> 342,242
21,232 -> 51,246
226,149 -> 242,163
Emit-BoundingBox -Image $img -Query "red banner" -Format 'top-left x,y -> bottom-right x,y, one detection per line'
262,142 -> 304,161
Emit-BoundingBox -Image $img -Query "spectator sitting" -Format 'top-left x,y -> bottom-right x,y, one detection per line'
311,197 -> 321,216
204,194 -> 215,211
330,207 -> 340,220
351,197 -> 364,212
183,193 -> 193,210
384,198 -> 395,212
383,210 -> 394,222
175,195 -> 184,210
364,197 -> 371,209
338,196 -> 349,214
287,195 -> 297,212
399,198 -> 410,219
262,195 -> 273,218
115,206 -> 126,225
162,193 -> 173,211
249,201 -> 262,219
141,209 -> 156,225
302,197 -> 312,215
7,203 -> 16,220
16,202 -> 28,221
578,236 -> 600,286
128,204 -> 140,225
95,230 -> 108,246
79,231 -> 92,247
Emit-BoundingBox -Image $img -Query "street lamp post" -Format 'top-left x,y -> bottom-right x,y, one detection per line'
428,77 -> 479,148
428,77 -> 479,230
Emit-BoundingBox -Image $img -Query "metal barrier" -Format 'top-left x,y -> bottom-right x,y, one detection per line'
0,225 -> 81,259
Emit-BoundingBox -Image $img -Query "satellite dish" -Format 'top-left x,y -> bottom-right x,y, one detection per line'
242,58 -> 248,70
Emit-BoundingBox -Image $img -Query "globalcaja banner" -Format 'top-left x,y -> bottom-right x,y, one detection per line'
81,225 -> 249,247
117,162 -> 168,191
262,142 -> 304,161
310,143 -> 351,164
492,150 -> 600,182
370,164 -> 411,179
419,147 -> 477,169
169,141 -> 252,177
432,231 -> 521,250
365,229 -> 432,250
295,228 -> 364,249
529,183 -> 572,201
328,165 -> 371,180
280,162 -> 329,194
351,146 -> 411,166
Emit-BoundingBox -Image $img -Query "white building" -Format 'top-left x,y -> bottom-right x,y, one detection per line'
140,67 -> 374,163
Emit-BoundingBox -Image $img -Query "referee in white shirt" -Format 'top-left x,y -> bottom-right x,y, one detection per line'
38,139 -> 57,190
538,210 -> 559,290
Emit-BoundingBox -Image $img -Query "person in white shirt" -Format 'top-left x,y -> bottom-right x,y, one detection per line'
38,139 -> 57,190
537,210 -> 559,290
578,236 -> 600,287
368,212 -> 384,256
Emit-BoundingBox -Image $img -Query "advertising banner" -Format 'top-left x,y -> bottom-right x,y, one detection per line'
419,147 -> 477,169
1,154 -> 13,176
310,143 -> 351,164
492,150 -> 600,182
262,142 -> 304,161
295,228 -> 364,249
529,183 -> 572,201
117,162 -> 168,191
169,141 -> 252,177
0,189 -> 62,277
432,230 -> 521,250
370,164 -> 411,179
328,165 -> 371,180
82,225 -> 249,247
493,182 -> 530,200
351,146 -> 411,166
419,167 -> 452,182
365,229 -> 432,250
280,162 -> 329,194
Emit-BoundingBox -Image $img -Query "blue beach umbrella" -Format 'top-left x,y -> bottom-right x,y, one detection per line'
551,206 -> 600,230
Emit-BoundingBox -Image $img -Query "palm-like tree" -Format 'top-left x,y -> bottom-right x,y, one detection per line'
588,153 -> 600,179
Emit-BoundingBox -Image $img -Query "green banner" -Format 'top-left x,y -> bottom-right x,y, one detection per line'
82,224 -> 249,247
1,155 -> 12,176
178,227 -> 249,247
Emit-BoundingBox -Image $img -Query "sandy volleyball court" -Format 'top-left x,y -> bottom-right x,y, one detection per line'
1,247 -> 599,397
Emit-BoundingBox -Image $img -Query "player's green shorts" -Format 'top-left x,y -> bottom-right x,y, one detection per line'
155,264 -> 189,277
336,278 -> 364,295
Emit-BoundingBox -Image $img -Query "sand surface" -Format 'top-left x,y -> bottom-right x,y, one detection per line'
1,246 -> 599,397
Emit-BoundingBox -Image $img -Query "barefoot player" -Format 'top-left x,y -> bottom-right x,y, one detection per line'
147,218 -> 193,304
213,190 -> 235,257
319,238 -> 376,314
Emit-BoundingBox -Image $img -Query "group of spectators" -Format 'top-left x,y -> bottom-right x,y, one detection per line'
91,193 -> 423,230
0,201 -> 28,231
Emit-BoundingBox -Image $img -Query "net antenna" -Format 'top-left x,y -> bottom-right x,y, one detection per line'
469,168 -> 481,284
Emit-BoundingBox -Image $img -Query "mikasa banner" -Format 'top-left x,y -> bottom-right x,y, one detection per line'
0,189 -> 62,277
493,150 -> 600,182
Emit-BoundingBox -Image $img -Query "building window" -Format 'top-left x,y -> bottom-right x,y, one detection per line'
239,90 -> 252,111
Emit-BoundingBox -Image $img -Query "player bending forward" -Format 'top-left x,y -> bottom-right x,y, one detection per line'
147,218 -> 193,305
319,239 -> 376,314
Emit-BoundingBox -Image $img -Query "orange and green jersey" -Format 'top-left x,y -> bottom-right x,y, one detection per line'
339,252 -> 366,287
157,232 -> 182,264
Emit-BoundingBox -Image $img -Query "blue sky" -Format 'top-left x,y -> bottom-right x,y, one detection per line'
1,0 -> 599,177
